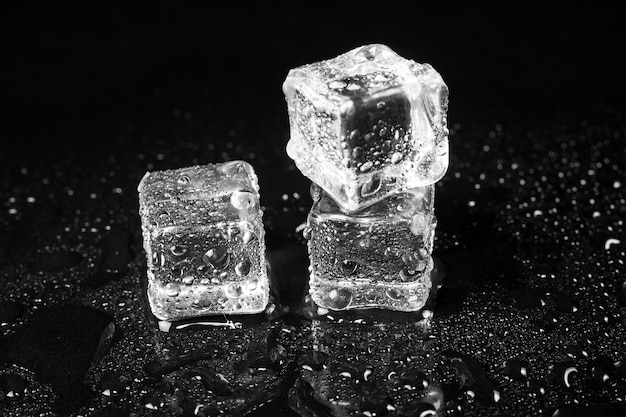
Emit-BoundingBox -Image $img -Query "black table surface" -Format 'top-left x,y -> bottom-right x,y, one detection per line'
1,5 -> 625,417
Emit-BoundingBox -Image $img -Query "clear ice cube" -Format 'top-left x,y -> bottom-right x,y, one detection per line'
137,161 -> 269,321
283,44 -> 449,212
305,183 -> 436,311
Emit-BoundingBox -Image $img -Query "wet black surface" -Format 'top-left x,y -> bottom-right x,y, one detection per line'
1,4 -> 625,417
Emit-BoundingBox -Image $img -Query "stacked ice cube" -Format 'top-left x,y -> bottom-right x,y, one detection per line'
283,44 -> 449,311
138,161 -> 269,321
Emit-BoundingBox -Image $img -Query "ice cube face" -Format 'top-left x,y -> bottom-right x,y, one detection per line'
305,183 -> 436,311
284,44 -> 449,212
138,162 -> 269,321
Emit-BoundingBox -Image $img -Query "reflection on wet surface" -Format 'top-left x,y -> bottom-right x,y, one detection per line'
1,106 -> 626,416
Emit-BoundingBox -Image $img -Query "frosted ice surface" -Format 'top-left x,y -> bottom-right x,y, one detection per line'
283,44 -> 449,212
138,161 -> 269,321
305,183 -> 436,311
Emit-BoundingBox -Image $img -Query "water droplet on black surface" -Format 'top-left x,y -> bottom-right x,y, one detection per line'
549,360 -> 579,389
445,352 -> 501,404
298,351 -> 329,372
400,369 -> 430,390
502,358 -> 530,382
97,371 -> 129,397
0,373 -> 28,399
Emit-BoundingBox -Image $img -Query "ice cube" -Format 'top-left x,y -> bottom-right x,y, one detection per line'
137,161 -> 269,321
305,183 -> 436,311
283,44 -> 449,212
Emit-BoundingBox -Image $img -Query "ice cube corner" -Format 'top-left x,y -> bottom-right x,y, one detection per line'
283,43 -> 449,212
138,161 -> 269,321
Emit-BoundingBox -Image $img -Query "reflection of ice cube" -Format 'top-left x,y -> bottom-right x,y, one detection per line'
289,319 -> 441,416
283,44 -> 449,212
138,161 -> 269,321
305,184 -> 436,312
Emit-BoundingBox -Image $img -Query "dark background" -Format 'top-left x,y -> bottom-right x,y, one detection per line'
1,4 -> 626,417
3,4 -> 624,157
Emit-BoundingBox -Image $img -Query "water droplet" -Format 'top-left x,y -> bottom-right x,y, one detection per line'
352,147 -> 365,161
230,190 -> 256,210
379,126 -> 389,137
410,213 -> 430,236
324,288 -> 352,310
182,276 -> 194,285
400,369 -> 429,389
177,174 -> 191,184
235,257 -> 252,277
338,259 -> 358,275
170,245 -> 188,257
203,246 -> 229,269
364,133 -> 375,143
152,251 -> 165,267
164,283 -> 180,297
242,229 -> 256,244
386,288 -> 404,300
246,277 -> 259,292
225,284 -> 243,299
349,129 -> 361,142
391,152 -> 403,164
502,359 -> 529,381
549,360 -> 578,388
361,174 -> 381,197
360,161 -> 373,172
